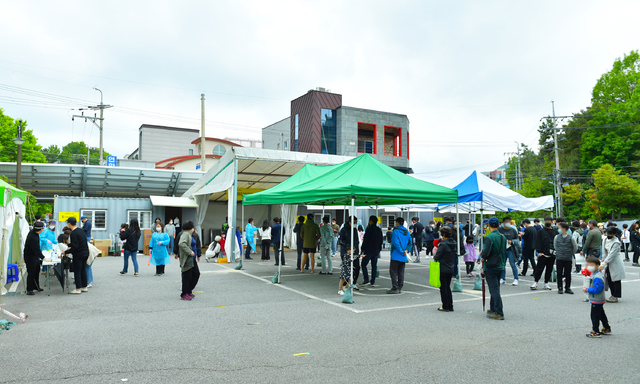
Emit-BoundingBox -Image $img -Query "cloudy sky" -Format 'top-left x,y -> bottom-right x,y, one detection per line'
1,0 -> 638,178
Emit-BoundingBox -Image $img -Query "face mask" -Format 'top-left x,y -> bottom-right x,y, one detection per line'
49,226 -> 55,230
503,223 -> 511,229
607,235 -> 614,239
545,223 -> 552,227
156,227 -> 162,232
587,266 -> 596,273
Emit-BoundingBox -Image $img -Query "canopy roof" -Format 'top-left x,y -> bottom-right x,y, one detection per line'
244,154 -> 458,206
0,179 -> 27,207
0,163 -> 201,198
149,196 -> 198,208
183,147 -> 352,201
423,170 -> 554,212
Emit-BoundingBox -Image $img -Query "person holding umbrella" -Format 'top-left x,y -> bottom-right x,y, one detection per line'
478,217 -> 507,320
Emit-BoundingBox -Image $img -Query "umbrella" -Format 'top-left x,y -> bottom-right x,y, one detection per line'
52,263 -> 66,292
481,272 -> 486,312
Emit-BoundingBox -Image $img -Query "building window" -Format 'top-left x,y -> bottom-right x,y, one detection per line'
128,210 -> 152,229
80,209 -> 106,231
384,126 -> 401,157
381,214 -> 395,229
212,145 -> 226,156
320,109 -> 337,155
357,123 -> 376,154
188,149 -> 193,156
294,114 -> 299,151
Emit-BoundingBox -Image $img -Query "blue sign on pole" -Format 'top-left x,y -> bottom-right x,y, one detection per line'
106,156 -> 117,167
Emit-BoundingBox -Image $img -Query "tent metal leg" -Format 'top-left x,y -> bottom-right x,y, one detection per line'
456,203 -> 461,256
279,204 -> 283,283
350,197 -> 355,290
229,159 -> 239,263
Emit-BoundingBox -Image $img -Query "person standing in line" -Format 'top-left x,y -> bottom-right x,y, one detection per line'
24,221 -> 46,295
357,225 -> 365,245
272,217 -> 285,266
65,217 -> 89,294
119,218 -> 141,276
258,220 -> 272,261
572,220 -> 584,274
244,218 -> 256,260
293,216 -> 308,270
583,256 -> 611,337
434,226 -> 457,312
300,213 -> 321,274
424,220 -> 436,257
533,219 -> 542,231
387,217 -> 411,294
411,217 -> 425,263
497,216 -> 520,286
385,227 -> 393,250
330,218 -> 340,257
360,215 -> 382,286
80,215 -> 92,243
177,221 -> 199,301
581,220 -> 602,259
630,223 -> 640,267
621,224 -> 631,262
338,216 -> 360,295
531,217 -> 557,291
520,219 -> 537,277
478,217 -> 507,320
174,217 -> 180,232
319,216 -> 333,275
601,226 -> 626,303
463,236 -> 477,276
554,222 -> 578,294
150,221 -> 171,276
164,219 -> 176,255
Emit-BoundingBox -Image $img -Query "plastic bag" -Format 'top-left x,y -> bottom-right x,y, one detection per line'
429,261 -> 441,288
452,275 -> 463,292
342,285 -> 353,304
474,274 -> 482,290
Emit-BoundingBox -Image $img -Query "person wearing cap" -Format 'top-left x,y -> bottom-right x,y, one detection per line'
81,216 -> 92,243
65,217 -> 90,294
478,217 -> 507,320
532,216 -> 558,291
24,221 -> 46,295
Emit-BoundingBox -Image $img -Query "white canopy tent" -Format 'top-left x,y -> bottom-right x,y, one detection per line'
182,147 -> 352,261
1,184 -> 29,295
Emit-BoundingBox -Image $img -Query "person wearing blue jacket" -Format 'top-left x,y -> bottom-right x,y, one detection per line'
272,217 -> 285,266
150,222 -> 171,276
81,216 -> 92,242
583,256 -> 610,337
387,217 -> 412,294
39,221 -> 58,251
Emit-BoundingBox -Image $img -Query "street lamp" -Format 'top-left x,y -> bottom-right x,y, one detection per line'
12,119 -> 25,189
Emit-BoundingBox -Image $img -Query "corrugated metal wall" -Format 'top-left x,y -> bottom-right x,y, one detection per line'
53,196 -> 152,249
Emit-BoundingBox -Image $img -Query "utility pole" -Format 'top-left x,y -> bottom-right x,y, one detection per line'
201,94 -> 206,171
12,120 -> 25,189
514,141 -> 522,191
551,101 -> 562,218
72,88 -> 112,166
504,148 -> 520,190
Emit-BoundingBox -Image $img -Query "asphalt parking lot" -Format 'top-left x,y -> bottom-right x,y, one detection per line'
2,250 -> 640,383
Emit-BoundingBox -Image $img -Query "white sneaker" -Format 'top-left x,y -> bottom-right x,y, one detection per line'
81,287 -> 89,292
530,282 -> 538,290
87,283 -> 93,288
545,284 -> 552,290
338,290 -> 344,296
70,289 -> 82,294
500,279 -> 506,285
512,280 -> 519,286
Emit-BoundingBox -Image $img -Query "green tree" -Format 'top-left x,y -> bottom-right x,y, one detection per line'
0,108 -> 47,163
58,141 -> 112,165
41,144 -> 62,163
591,164 -> 640,219
0,175 -> 52,219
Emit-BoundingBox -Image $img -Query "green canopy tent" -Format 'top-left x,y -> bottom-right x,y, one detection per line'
244,154 -> 459,286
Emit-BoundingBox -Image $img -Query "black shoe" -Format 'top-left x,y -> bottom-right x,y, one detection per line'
519,272 -> 527,276
558,289 -> 564,294
296,267 -> 301,271
37,288 -> 44,292
565,288 -> 574,294
27,291 -> 35,295
319,272 -> 326,275
281,264 -> 286,266
386,288 -> 400,294
274,264 -> 279,266
245,257 -> 253,260
633,263 -> 640,267
529,273 -> 534,276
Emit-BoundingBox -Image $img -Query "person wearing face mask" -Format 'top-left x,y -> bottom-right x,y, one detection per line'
174,217 -> 181,232
531,217 -> 557,290
554,222 -> 578,294
581,220 -> 602,259
177,220 -> 200,300
164,219 -> 176,255
39,220 -> 58,252
498,216 -> 520,286
150,221 -> 171,276
601,226 -> 626,303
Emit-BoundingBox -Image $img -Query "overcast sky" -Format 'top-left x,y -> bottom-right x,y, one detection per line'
1,0 -> 638,178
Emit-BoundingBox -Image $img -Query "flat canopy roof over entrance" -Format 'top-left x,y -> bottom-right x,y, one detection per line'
182,147 -> 353,201
0,163 -> 203,199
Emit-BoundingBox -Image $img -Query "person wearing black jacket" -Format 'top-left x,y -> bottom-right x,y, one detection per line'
24,221 -> 46,295
520,219 -> 537,276
630,223 -> 640,266
434,226 -> 457,312
293,216 -> 308,271
338,216 -> 360,295
360,216 -> 383,287
410,218 -> 425,262
531,216 -> 557,290
120,218 -> 141,276
65,217 -> 89,294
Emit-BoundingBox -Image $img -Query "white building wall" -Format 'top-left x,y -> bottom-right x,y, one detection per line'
139,126 -> 200,164
262,117 -> 291,151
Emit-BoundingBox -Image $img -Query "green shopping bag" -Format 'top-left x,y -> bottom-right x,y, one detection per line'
429,261 -> 441,288
342,286 -> 354,304
474,274 -> 482,290
452,275 -> 463,292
